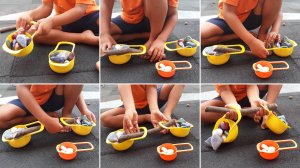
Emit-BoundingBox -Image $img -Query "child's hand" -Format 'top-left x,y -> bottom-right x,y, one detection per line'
225,109 -> 238,121
148,39 -> 165,62
160,113 -> 171,134
100,33 -> 116,53
123,109 -> 139,134
82,110 -> 96,123
150,110 -> 168,128
249,38 -> 270,59
250,99 -> 269,123
265,32 -> 281,47
16,14 -> 32,29
44,117 -> 63,134
36,18 -> 53,35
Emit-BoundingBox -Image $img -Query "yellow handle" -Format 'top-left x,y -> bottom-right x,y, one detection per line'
73,142 -> 94,152
158,121 -> 171,130
220,105 -> 242,132
106,127 -> 147,144
24,121 -> 45,135
221,44 -> 245,55
164,39 -> 200,51
291,40 -> 298,47
53,41 -> 75,53
128,45 -> 146,56
173,61 -> 193,70
60,117 -> 96,127
269,61 -> 289,71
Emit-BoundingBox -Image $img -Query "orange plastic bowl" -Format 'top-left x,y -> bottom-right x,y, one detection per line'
57,142 -> 77,161
258,140 -> 279,160
156,60 -> 176,78
253,61 -> 273,78
158,143 -> 178,161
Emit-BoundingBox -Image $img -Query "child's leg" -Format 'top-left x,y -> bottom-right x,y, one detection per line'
0,104 -> 58,129
201,22 -> 239,46
201,99 -> 225,123
101,108 -> 150,128
34,29 -> 99,45
58,85 -> 83,117
159,85 -> 185,114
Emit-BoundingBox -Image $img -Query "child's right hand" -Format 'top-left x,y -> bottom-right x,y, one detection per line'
225,109 -> 238,121
16,14 -> 32,29
123,109 -> 139,134
249,38 -> 270,59
44,117 -> 63,134
100,34 -> 116,54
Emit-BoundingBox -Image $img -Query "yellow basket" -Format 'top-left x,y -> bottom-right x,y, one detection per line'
159,121 -> 193,138
2,121 -> 44,148
164,39 -> 200,57
203,44 -> 245,65
106,127 -> 147,151
60,117 -> 96,136
267,40 -> 297,57
212,107 -> 242,143
2,21 -> 37,57
108,45 -> 146,64
48,42 -> 75,73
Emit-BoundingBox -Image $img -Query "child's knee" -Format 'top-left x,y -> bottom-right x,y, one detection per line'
100,114 -> 111,127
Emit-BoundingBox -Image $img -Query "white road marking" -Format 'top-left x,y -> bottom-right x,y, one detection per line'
101,93 -> 200,109
0,91 -> 99,105
200,85 -> 300,101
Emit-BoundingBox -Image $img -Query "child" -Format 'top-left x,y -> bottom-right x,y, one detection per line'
0,85 -> 96,134
16,0 -> 99,45
101,84 -> 184,134
201,0 -> 283,58
101,0 -> 178,62
201,85 -> 282,128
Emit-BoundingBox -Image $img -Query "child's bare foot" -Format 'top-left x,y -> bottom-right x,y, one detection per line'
81,30 -> 99,46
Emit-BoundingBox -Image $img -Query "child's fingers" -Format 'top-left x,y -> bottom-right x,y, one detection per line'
150,49 -> 159,62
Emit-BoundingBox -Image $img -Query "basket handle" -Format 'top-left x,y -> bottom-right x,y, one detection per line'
158,121 -> 171,130
130,127 -> 148,141
73,142 -> 94,152
276,139 -> 298,151
53,41 -> 75,53
223,44 -> 245,55
164,39 -> 200,51
128,45 -> 146,55
220,105 -> 242,132
269,61 -> 289,71
60,117 -> 96,127
25,121 -> 45,135
175,143 -> 194,153
173,61 -> 192,70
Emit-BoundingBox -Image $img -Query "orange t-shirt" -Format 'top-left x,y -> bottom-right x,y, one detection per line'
30,85 -> 57,105
218,0 -> 259,22
215,85 -> 247,101
131,85 -> 148,109
43,0 -> 99,15
120,0 -> 178,24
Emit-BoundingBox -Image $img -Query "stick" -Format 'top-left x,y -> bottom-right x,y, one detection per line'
117,119 -> 176,143
102,48 -> 143,57
0,25 -> 16,33
214,46 -> 252,55
4,126 -> 40,140
205,103 -> 277,114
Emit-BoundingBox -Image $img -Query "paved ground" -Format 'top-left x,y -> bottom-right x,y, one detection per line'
0,1 -> 99,83
201,1 -> 300,83
101,0 -> 200,83
0,85 -> 99,168
201,85 -> 300,168
100,85 -> 199,168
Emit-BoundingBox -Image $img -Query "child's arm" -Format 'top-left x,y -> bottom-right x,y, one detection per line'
16,85 -> 62,134
16,0 -> 53,29
146,85 -> 168,128
148,6 -> 178,62
265,85 -> 282,104
265,11 -> 283,45
100,0 -> 117,52
36,4 -> 88,35
118,85 -> 139,134
163,85 -> 185,120
218,85 -> 240,120
223,3 -> 269,58
76,94 -> 96,123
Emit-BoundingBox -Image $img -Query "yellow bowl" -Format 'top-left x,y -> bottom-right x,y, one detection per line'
108,45 -> 146,65
106,127 -> 147,151
159,121 -> 193,138
271,40 -> 297,57
2,121 -> 44,148
266,112 -> 290,134
2,32 -> 34,57
48,42 -> 75,74
60,117 -> 96,136
165,39 -> 200,57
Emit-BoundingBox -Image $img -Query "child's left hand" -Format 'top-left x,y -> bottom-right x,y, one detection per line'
150,110 -> 168,128
250,99 -> 269,123
82,110 -> 96,123
36,18 -> 53,35
148,39 -> 166,62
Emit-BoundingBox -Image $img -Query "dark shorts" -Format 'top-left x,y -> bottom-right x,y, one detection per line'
8,90 -> 65,116
207,11 -> 262,35
112,15 -> 151,34
120,87 -> 167,115
213,90 -> 268,108
62,10 -> 99,35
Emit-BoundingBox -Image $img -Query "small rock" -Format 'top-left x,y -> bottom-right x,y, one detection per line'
186,103 -> 190,107
282,22 -> 286,26
184,21 -> 188,25
289,96 -> 293,99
